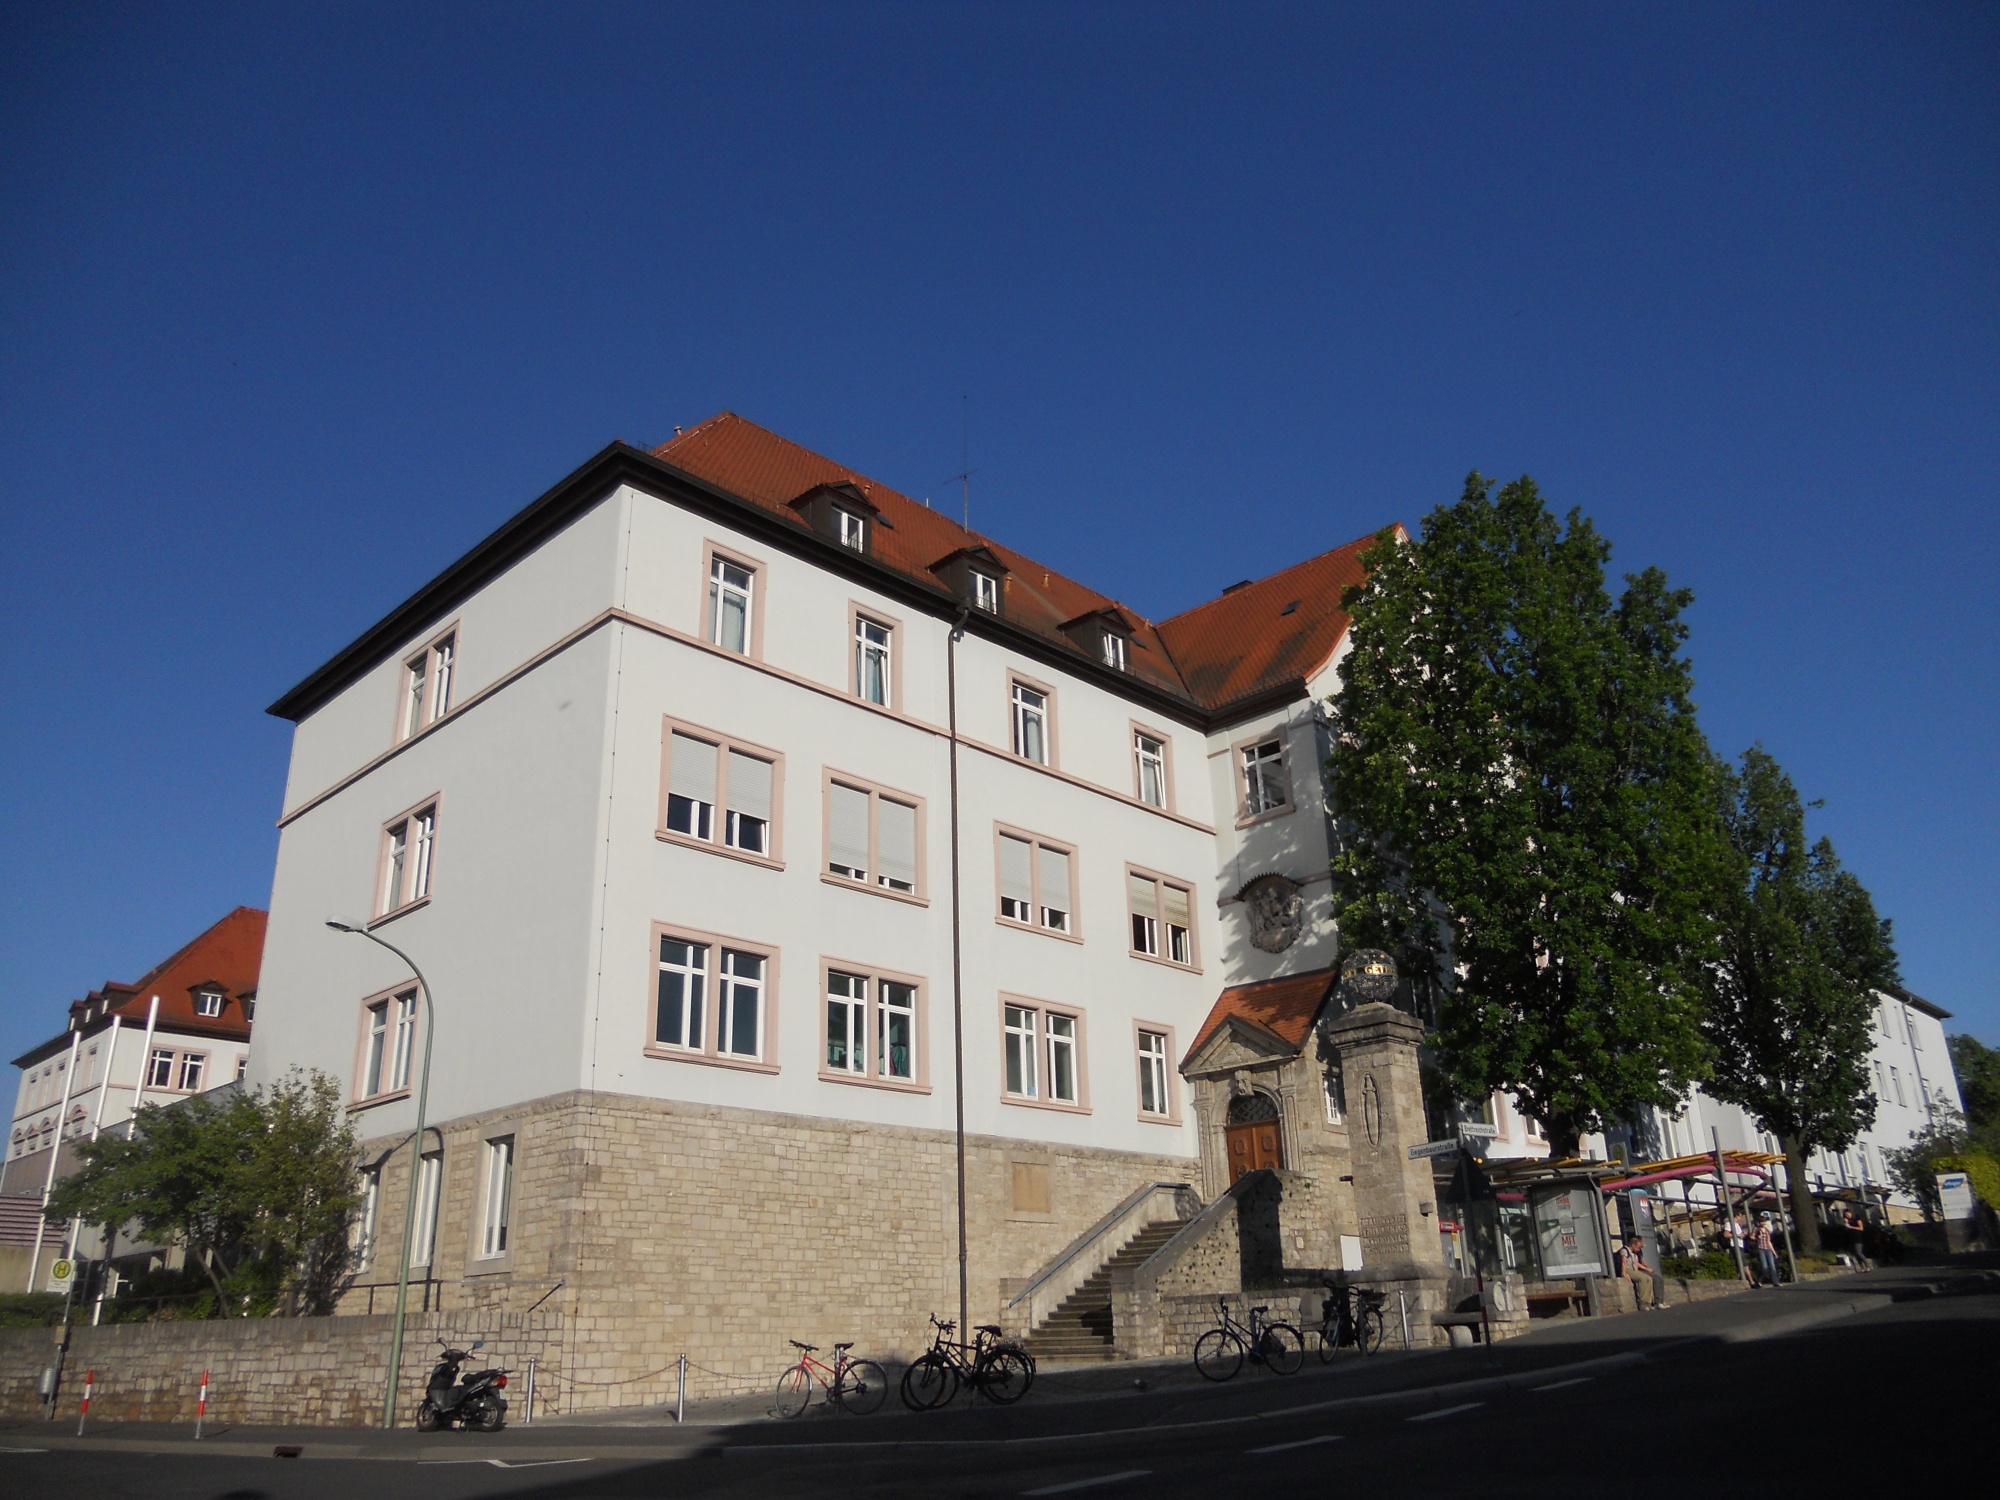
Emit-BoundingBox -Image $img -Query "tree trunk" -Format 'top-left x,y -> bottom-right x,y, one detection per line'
1548,1123 -> 1584,1161
1779,1133 -> 1821,1254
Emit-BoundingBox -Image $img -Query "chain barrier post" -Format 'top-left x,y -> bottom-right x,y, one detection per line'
1398,1290 -> 1411,1349
76,1369 -> 94,1435
523,1356 -> 535,1425
676,1353 -> 687,1423
195,1369 -> 208,1439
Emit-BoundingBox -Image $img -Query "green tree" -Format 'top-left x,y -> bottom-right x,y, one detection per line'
1700,747 -> 1898,1251
1948,1034 -> 2000,1152
1328,474 -> 1727,1155
1885,1104 -> 2000,1218
48,1069 -> 361,1315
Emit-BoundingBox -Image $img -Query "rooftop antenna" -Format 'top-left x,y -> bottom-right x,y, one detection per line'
939,394 -> 978,532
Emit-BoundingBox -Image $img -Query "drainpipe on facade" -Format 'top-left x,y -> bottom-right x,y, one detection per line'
947,605 -> 971,1340
24,1029 -> 83,1292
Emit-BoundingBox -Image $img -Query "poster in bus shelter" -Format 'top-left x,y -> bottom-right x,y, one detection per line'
1531,1182 -> 1607,1277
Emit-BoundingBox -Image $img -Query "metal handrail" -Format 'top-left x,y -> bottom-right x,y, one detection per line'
1005,1180 -> 1197,1312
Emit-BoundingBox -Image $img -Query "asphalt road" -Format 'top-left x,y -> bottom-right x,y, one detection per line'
6,1259 -> 1994,1499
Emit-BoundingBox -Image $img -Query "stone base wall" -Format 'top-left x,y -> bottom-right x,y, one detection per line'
0,1310 -> 559,1425
336,1089 -> 1192,1412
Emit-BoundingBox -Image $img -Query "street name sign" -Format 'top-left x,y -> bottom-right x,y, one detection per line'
1458,1122 -> 1499,1139
1409,1139 -> 1462,1159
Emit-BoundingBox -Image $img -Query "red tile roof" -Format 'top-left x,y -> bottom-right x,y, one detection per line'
657,413 -> 1395,715
1155,530 -> 1395,713
1183,966 -> 1338,1067
15,908 -> 266,1065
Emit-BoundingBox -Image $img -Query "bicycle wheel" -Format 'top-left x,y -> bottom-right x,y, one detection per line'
1193,1328 -> 1244,1382
1260,1323 -> 1304,1375
900,1352 -> 957,1411
1357,1307 -> 1386,1354
834,1359 -> 888,1415
774,1365 -> 814,1419
1315,1322 -> 1342,1363
977,1349 -> 1033,1405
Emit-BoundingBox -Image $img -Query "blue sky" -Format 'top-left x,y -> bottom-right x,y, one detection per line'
3,3 -> 1994,1071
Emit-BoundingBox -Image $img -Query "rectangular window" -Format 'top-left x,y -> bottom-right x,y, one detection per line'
997,829 -> 1076,935
1002,1000 -> 1087,1109
659,720 -> 784,865
410,1152 -> 442,1266
379,800 -> 439,916
823,774 -> 925,899
1011,680 -> 1049,764
1128,868 -> 1194,965
1891,1066 -> 1905,1107
655,937 -> 708,1051
176,1052 -> 206,1092
1133,731 -> 1167,808
354,1168 -> 380,1267
837,507 -> 867,551
971,570 -> 999,613
399,630 -> 457,741
359,989 -> 416,1100
821,966 -> 924,1087
147,1047 -> 175,1089
855,615 -> 892,706
479,1136 -> 514,1259
1138,1030 -> 1170,1117
1323,1068 -> 1344,1125
1101,633 -> 1127,670
717,949 -> 764,1059
709,554 -> 755,654
1241,737 -> 1291,817
193,990 -> 223,1018
1004,1005 -> 1038,1098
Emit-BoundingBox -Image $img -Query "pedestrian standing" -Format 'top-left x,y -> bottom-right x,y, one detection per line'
1754,1215 -> 1780,1287
1728,1212 -> 1754,1285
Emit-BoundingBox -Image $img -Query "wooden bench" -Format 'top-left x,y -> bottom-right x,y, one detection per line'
1525,1288 -> 1589,1319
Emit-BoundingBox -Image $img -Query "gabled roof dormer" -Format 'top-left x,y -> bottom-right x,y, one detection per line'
788,480 -> 891,557
1059,607 -> 1138,672
929,544 -> 1009,618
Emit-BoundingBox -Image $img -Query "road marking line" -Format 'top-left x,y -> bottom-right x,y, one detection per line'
1247,1434 -> 1345,1454
1023,1470 -> 1153,1496
0,1447 -> 51,1454
419,1458 -> 593,1467
1530,1377 -> 1594,1393
1406,1401 -> 1484,1422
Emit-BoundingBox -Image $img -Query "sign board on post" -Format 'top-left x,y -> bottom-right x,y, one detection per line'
1938,1172 -> 1976,1221
1409,1139 -> 1462,1160
1530,1182 -> 1608,1278
1457,1122 -> 1499,1140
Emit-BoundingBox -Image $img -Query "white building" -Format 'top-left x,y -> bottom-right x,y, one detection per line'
2,907 -> 264,1290
251,413 -> 1426,1383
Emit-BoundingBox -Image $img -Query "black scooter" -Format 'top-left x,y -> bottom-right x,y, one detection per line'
415,1338 -> 510,1431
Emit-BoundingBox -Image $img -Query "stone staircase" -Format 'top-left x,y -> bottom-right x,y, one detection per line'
1020,1217 -> 1188,1362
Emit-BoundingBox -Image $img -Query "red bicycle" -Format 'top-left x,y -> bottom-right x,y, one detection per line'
774,1339 -> 889,1417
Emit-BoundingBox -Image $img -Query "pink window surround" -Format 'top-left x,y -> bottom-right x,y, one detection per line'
820,769 -> 929,905
143,1047 -> 210,1095
1006,671 -> 1059,769
998,994 -> 1091,1114
699,540 -> 769,660
1232,727 -> 1297,828
372,793 -> 442,924
1125,863 -> 1201,972
643,920 -> 782,1075
392,622 -> 462,746
349,981 -> 420,1109
816,956 -> 931,1094
847,601 -> 904,712
992,822 -> 1083,943
655,716 -> 787,870
1129,720 -> 1177,812
1132,1020 -> 1182,1124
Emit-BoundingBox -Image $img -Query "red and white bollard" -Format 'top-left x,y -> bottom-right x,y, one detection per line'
76,1369 -> 94,1435
195,1369 -> 209,1440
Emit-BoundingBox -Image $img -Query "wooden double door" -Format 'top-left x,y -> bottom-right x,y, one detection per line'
1225,1117 -> 1284,1182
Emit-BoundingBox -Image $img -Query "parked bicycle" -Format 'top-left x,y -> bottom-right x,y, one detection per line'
1315,1277 -> 1387,1360
1193,1297 -> 1303,1381
774,1339 -> 889,1417
900,1316 -> 1034,1409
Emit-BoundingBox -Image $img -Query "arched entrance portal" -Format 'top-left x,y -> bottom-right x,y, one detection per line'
1224,1090 -> 1284,1182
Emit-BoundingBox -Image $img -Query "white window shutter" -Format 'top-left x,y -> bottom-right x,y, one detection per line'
829,783 -> 872,875
999,835 -> 1034,907
1037,845 -> 1071,907
727,750 -> 773,822
1128,872 -> 1158,919
669,732 -> 718,804
878,799 -> 918,889
1163,883 -> 1190,929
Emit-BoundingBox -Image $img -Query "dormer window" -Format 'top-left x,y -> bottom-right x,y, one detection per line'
1101,633 -> 1128,671
929,545 -> 1008,618
970,570 -> 999,613
836,508 -> 867,552
193,989 -> 224,1019
1059,608 -> 1136,673
789,481 -> 885,556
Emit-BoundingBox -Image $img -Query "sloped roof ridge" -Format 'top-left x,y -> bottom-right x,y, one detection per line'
1158,531 -> 1387,631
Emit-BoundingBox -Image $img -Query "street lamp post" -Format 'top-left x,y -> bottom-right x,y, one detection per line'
328,920 -> 437,1431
